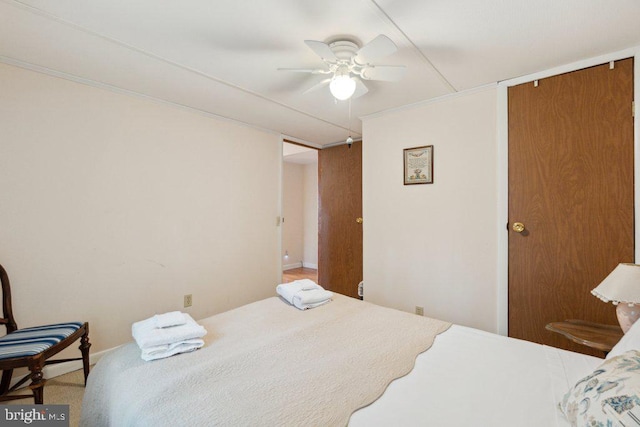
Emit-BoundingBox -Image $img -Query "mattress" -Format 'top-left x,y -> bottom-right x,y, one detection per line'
350,324 -> 602,426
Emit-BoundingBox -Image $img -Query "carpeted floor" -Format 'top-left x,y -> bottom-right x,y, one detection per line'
0,369 -> 86,427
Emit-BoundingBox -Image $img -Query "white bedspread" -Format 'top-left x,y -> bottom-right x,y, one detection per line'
350,324 -> 602,426
81,294 -> 449,427
81,295 -> 602,427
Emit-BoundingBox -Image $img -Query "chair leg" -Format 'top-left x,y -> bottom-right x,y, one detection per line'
80,328 -> 91,385
28,367 -> 44,405
0,369 -> 13,395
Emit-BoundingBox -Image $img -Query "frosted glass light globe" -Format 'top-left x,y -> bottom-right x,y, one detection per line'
329,75 -> 356,100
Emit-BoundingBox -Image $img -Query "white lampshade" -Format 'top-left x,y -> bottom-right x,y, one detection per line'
591,263 -> 640,305
329,75 -> 356,100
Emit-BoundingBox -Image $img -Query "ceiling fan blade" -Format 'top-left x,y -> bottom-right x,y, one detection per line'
303,78 -> 331,95
354,35 -> 397,65
304,40 -> 337,61
277,67 -> 329,74
361,65 -> 407,82
352,78 -> 369,99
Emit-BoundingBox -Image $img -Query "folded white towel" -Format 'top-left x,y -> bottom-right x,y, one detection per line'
140,339 -> 205,362
293,289 -> 334,305
132,313 -> 207,349
292,279 -> 319,289
292,297 -> 332,311
276,280 -> 332,310
276,280 -> 320,305
153,311 -> 187,329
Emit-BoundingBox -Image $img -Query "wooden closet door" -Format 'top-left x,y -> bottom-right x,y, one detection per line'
508,59 -> 634,355
318,141 -> 363,298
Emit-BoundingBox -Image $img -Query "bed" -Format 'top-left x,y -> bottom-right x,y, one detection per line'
80,294 -> 640,426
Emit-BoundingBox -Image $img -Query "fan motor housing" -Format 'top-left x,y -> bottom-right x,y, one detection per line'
328,40 -> 359,61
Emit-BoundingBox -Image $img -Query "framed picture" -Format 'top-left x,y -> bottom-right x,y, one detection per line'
403,145 -> 433,185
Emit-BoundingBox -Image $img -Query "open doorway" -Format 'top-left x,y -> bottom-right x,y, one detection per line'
282,142 -> 318,283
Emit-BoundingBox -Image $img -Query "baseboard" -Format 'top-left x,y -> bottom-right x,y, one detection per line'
283,262 -> 303,271
283,262 -> 317,271
44,346 -> 119,378
9,346 -> 122,389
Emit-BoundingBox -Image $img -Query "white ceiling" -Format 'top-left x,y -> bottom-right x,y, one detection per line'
2,0 -> 640,147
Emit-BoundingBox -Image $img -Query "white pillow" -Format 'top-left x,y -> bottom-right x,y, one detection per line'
559,350 -> 640,426
607,318 -> 640,359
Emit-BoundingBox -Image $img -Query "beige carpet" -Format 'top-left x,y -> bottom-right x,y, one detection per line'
0,368 -> 86,427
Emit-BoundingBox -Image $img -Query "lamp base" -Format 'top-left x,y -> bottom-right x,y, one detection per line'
616,304 -> 640,333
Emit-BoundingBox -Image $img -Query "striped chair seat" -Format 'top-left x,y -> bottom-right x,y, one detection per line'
0,322 -> 84,360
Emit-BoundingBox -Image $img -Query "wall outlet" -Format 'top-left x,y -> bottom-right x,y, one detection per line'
415,306 -> 424,316
184,294 -> 193,308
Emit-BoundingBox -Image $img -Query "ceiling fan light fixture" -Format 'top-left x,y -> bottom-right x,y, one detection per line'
329,74 -> 356,100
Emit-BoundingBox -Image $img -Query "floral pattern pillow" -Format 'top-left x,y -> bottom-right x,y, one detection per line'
559,350 -> 640,427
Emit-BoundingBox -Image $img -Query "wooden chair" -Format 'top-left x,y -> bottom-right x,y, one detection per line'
0,263 -> 90,404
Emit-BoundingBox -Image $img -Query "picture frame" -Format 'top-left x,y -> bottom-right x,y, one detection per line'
403,145 -> 433,185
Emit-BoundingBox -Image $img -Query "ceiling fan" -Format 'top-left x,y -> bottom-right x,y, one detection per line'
278,34 -> 407,101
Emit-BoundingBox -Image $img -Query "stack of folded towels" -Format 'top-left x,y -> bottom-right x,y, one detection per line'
276,279 -> 333,310
132,311 -> 207,362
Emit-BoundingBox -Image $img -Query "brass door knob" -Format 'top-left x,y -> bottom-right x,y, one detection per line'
512,222 -> 525,233
356,217 -> 363,224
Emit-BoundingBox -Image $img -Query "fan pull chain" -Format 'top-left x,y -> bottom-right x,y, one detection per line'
347,98 -> 353,148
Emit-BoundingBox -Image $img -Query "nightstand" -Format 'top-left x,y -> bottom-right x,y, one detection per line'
545,319 -> 623,353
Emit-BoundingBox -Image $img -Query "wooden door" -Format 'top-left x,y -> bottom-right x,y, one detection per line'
318,141 -> 363,298
508,59 -> 634,355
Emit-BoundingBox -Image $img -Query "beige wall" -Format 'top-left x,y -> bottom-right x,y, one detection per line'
282,162 -> 304,269
362,87 -> 499,333
302,163 -> 318,268
282,160 -> 318,270
0,63 -> 281,354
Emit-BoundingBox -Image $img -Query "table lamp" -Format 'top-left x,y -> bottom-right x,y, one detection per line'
591,263 -> 640,333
